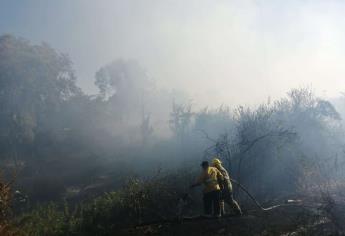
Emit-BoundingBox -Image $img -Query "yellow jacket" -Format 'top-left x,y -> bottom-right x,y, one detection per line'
196,167 -> 223,193
216,165 -> 233,192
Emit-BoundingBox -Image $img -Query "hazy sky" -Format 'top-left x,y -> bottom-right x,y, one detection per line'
1,0 -> 345,106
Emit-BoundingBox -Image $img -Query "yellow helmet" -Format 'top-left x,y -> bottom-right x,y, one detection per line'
212,158 -> 222,166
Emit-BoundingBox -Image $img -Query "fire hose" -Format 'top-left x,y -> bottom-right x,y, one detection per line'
229,178 -> 295,211
181,178 -> 300,215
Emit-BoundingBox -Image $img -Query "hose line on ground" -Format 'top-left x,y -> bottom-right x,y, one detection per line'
230,178 -> 290,211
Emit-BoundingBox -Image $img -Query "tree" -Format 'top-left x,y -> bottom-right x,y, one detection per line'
0,34 -> 81,162
169,102 -> 193,143
140,112 -> 154,146
95,59 -> 154,120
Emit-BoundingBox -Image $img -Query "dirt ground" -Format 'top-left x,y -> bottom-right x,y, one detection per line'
119,204 -> 345,236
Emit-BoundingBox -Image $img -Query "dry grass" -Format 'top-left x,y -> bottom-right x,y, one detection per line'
0,171 -> 23,236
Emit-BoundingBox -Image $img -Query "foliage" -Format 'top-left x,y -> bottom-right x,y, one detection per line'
1,33 -> 345,235
190,88 -> 344,201
0,35 -> 81,162
18,203 -> 78,236
169,102 -> 194,142
17,171 -> 196,236
95,59 -> 153,102
0,172 -> 23,236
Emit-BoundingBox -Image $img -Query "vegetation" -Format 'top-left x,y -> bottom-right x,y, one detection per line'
1,34 -> 345,235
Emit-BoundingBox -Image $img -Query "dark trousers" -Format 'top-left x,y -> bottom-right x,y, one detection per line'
203,190 -> 221,216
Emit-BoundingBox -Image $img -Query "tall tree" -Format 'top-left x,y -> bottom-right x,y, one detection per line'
95,59 -> 154,121
0,35 -> 81,162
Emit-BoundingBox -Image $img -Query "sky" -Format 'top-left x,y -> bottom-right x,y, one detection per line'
1,0 -> 345,107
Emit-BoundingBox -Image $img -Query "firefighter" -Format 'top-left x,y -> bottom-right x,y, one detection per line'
212,158 -> 242,216
190,161 -> 223,217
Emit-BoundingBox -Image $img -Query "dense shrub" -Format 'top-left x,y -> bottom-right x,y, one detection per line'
18,203 -> 78,236
0,172 -> 24,236
17,171 -> 198,236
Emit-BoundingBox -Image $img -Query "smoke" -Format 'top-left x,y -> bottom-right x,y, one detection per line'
1,0 -> 345,107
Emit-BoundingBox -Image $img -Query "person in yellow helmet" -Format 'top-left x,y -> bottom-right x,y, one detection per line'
190,161 -> 223,217
212,158 -> 242,216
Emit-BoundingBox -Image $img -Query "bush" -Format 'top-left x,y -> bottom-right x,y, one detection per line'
0,172 -> 24,236
17,171 -> 197,235
18,203 -> 78,236
77,192 -> 126,236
